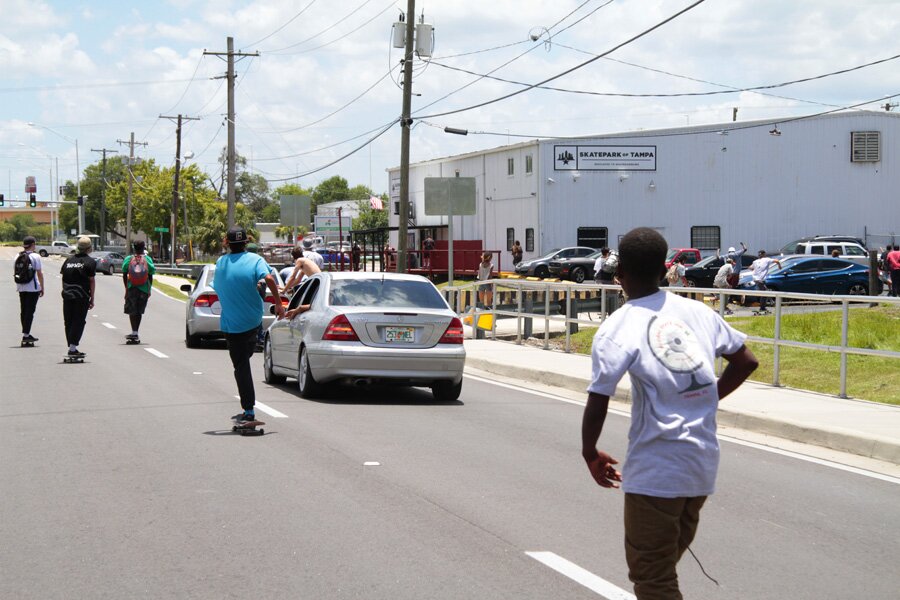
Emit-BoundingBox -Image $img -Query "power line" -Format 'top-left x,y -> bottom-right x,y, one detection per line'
267,0 -> 397,56
416,0 -> 709,119
244,0 -> 319,48
253,119 -> 398,162
423,51 -> 900,100
0,77 -> 198,94
262,0 -> 376,54
159,55 -> 207,116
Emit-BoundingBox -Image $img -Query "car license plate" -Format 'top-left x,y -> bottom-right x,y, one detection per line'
385,326 -> 414,343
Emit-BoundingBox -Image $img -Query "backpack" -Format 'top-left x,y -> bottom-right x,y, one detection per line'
128,255 -> 149,286
602,252 -> 619,274
14,252 -> 35,285
665,263 -> 680,284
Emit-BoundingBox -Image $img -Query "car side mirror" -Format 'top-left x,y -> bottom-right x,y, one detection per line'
180,284 -> 192,292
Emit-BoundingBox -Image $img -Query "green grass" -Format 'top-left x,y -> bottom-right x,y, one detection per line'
564,305 -> 900,405
152,278 -> 188,302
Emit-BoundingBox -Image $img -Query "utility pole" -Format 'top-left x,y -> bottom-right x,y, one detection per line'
205,37 -> 258,228
397,0 -> 415,272
117,133 -> 148,250
160,114 -> 200,266
90,147 -> 118,249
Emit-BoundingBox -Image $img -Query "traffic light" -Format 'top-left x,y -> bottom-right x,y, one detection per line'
0,194 -> 4,207
77,196 -> 84,207
29,194 -> 37,208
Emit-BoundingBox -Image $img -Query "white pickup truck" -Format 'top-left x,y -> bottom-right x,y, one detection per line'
34,240 -> 75,257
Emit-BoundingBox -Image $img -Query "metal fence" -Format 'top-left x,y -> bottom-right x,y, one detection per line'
442,279 -> 900,399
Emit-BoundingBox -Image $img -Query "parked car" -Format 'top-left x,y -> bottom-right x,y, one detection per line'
684,253 -> 756,288
665,248 -> 702,269
180,264 -> 287,348
90,251 -> 126,275
778,235 -> 867,255
736,256 -> 883,296
263,272 -> 466,401
779,240 -> 870,265
513,246 -> 596,278
34,240 -> 74,257
548,250 -> 604,283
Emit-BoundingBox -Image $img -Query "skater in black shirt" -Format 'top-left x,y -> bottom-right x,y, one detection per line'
60,236 -> 97,357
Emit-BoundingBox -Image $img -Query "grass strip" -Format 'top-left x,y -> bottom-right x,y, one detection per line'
152,278 -> 187,302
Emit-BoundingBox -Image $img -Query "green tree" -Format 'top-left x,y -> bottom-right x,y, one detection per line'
192,201 -> 258,255
348,184 -> 374,200
0,221 -> 17,242
311,175 -> 350,215
8,214 -> 37,239
352,198 -> 388,231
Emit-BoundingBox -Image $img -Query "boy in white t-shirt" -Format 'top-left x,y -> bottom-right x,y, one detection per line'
581,227 -> 758,600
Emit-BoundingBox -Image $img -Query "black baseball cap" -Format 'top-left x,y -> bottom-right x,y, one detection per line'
226,226 -> 247,244
23,236 -> 36,247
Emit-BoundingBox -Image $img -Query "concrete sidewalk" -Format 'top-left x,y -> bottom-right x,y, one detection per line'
463,338 -> 900,464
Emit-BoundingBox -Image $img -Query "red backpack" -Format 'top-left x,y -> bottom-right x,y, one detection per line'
129,255 -> 149,286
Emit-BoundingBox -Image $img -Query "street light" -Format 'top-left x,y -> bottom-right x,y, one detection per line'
27,122 -> 82,233
17,142 -> 59,238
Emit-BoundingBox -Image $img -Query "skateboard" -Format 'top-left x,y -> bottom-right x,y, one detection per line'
125,337 -> 141,345
752,310 -> 771,316
20,340 -> 35,348
232,418 -> 265,436
63,354 -> 85,364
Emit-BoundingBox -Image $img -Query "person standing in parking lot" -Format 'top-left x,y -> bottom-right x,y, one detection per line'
216,227 -> 286,423
886,244 -> 900,297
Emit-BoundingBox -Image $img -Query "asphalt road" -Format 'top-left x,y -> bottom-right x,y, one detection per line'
1,256 -> 898,599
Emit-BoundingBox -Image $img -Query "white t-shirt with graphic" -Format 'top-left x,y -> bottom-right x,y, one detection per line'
588,290 -> 747,498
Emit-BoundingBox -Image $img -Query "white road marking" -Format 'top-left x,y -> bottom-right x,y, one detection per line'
465,373 -> 900,485
363,462 -> 381,466
193,371 -> 202,375
526,552 -> 635,599
253,401 -> 288,419
101,322 -> 116,329
144,348 -> 168,359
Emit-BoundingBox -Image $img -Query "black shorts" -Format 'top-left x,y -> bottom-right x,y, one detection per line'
124,286 -> 150,315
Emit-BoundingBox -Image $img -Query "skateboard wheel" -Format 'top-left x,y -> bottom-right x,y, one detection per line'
259,429 -> 264,435
232,426 -> 238,432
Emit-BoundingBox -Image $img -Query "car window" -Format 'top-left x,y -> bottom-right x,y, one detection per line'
300,279 -> 320,306
818,259 -> 850,271
665,249 -> 677,262
288,279 -> 312,310
809,245 -> 824,255
788,260 -> 821,273
843,245 -> 865,256
329,279 -> 448,309
779,240 -> 804,254
683,253 -> 699,265
575,248 -> 593,257
205,268 -> 215,287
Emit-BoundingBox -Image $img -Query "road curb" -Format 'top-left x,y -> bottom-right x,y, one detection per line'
464,356 -> 900,463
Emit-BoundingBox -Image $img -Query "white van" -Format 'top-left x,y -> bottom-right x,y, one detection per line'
794,241 -> 869,264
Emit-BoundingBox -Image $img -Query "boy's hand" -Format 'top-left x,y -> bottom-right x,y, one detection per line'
583,449 -> 622,489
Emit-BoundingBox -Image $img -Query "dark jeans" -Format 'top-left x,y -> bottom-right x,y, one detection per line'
226,328 -> 258,412
891,269 -> 900,297
755,281 -> 769,310
19,291 -> 40,335
63,297 -> 90,346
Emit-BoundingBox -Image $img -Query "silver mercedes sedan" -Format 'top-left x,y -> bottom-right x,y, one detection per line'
263,272 -> 466,401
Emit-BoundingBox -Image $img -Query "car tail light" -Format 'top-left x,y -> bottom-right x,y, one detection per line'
264,295 -> 290,306
439,317 -> 464,344
322,314 -> 359,341
194,293 -> 218,307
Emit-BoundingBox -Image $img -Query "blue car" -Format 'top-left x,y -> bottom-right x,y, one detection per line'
738,256 -> 883,296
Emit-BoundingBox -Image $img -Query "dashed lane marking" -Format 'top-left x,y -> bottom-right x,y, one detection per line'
526,552 -> 635,599
144,348 -> 168,359
363,462 -> 381,466
254,401 -> 288,419
102,322 -> 116,329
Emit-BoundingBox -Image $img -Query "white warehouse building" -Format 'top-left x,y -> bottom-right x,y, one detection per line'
388,111 -> 899,265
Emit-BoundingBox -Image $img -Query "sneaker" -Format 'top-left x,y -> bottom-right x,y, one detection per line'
231,411 -> 255,423
125,333 -> 138,340
67,349 -> 85,357
23,334 -> 38,342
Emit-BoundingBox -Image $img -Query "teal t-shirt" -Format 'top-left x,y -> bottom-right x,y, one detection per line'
122,254 -> 156,294
214,251 -> 271,334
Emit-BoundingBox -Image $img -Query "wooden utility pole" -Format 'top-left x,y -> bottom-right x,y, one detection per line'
204,37 -> 258,228
160,114 -> 200,266
117,133 -> 148,250
90,147 -> 118,249
397,0 -> 415,272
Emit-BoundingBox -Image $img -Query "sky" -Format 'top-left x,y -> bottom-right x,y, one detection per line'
2,0 -> 900,203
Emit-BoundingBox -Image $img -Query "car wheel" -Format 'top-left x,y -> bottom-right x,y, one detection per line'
534,265 -> 549,278
571,267 -> 586,283
297,346 -> 323,398
685,278 -> 696,287
39,250 -> 48,257
109,265 -> 116,275
263,336 -> 286,385
847,283 -> 868,295
432,379 -> 462,402
185,324 -> 201,348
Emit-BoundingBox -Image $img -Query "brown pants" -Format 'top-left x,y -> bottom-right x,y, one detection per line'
624,493 -> 707,600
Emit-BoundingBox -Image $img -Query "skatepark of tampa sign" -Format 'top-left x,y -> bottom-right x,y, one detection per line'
554,145 -> 656,171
